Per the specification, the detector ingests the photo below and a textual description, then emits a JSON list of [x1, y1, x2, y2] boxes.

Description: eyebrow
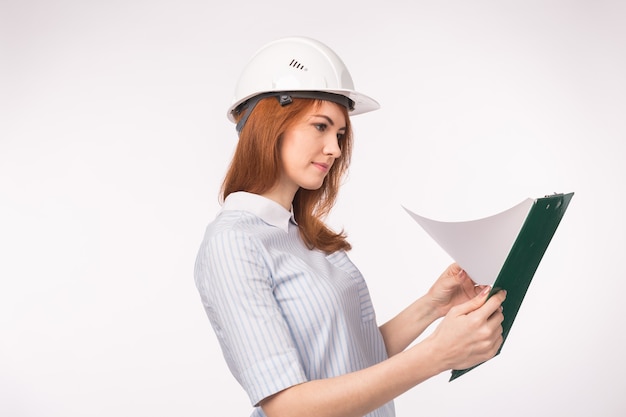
[[312, 114, 347, 130]]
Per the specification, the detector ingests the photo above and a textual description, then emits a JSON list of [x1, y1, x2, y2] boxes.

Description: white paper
[[403, 199, 535, 286]]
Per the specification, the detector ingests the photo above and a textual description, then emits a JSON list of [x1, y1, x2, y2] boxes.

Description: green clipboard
[[449, 192, 574, 381]]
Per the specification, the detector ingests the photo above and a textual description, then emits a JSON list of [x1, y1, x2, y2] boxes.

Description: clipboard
[[404, 192, 574, 381]]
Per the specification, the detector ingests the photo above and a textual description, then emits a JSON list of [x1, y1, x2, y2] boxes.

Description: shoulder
[[195, 211, 276, 294], [203, 209, 286, 248], [196, 209, 287, 275], [199, 210, 267, 257]]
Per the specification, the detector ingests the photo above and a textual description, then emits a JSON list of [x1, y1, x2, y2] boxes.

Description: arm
[[261, 287, 506, 417], [196, 228, 310, 405], [380, 263, 486, 356], [378, 293, 441, 357]]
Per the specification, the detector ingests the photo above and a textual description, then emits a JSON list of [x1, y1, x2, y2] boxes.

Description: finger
[[440, 263, 461, 283], [474, 285, 489, 296], [448, 262, 462, 276], [486, 302, 505, 323], [459, 269, 478, 286], [457, 269, 475, 291], [450, 285, 491, 316], [487, 331, 504, 357], [473, 290, 507, 321]]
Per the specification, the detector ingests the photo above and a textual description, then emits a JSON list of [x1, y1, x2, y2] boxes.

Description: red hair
[[221, 97, 353, 253]]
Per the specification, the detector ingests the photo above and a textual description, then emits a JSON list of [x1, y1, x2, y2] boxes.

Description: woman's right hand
[[424, 286, 506, 372]]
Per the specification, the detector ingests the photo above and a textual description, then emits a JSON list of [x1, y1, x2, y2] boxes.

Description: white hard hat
[[228, 36, 380, 132]]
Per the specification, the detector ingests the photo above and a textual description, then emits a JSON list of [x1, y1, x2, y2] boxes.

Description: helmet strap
[[235, 96, 263, 134]]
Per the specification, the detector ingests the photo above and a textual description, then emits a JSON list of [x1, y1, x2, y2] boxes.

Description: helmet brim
[[227, 88, 380, 123]]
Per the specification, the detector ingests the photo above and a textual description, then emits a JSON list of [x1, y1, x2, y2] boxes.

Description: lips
[[312, 162, 330, 172]]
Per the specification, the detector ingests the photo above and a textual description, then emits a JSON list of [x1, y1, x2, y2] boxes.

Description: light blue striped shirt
[[194, 192, 395, 417]]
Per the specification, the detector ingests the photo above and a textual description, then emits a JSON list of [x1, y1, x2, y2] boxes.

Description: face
[[272, 101, 347, 203]]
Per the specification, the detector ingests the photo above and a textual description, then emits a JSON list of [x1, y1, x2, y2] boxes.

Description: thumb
[[450, 285, 491, 316]]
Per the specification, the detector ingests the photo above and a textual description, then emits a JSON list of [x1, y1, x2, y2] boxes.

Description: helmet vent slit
[[289, 59, 308, 71]]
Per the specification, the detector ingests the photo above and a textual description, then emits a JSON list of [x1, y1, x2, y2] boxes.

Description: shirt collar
[[221, 191, 296, 233]]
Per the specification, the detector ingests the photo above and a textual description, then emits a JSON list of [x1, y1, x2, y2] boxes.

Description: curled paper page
[[403, 199, 534, 286], [406, 193, 574, 380]]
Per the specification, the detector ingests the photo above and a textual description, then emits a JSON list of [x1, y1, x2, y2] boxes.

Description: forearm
[[261, 284, 507, 417], [379, 295, 442, 356], [261, 339, 445, 417]]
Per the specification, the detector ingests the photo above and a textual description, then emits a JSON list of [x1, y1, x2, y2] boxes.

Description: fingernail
[[481, 286, 491, 296]]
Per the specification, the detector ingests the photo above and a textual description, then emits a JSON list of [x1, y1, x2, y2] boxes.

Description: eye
[[336, 132, 345, 141], [314, 123, 328, 132]]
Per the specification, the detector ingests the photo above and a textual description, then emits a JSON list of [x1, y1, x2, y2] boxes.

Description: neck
[[261, 186, 296, 211]]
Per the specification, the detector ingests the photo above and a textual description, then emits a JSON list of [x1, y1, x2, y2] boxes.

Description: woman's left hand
[[427, 263, 487, 318]]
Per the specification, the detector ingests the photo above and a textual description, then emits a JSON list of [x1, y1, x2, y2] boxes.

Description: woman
[[194, 36, 506, 417]]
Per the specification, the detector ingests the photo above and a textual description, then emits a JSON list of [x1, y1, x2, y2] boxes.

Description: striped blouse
[[194, 192, 395, 417]]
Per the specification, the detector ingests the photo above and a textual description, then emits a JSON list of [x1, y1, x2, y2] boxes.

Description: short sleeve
[[194, 226, 308, 406]]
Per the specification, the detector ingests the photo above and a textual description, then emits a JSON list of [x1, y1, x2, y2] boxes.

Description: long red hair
[[221, 97, 353, 253]]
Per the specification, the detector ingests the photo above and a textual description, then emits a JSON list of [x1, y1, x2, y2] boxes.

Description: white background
[[2, 0, 625, 416]]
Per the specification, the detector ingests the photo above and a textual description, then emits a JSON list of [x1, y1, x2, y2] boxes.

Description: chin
[[300, 182, 324, 191]]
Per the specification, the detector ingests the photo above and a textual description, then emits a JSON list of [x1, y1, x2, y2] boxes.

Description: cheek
[[280, 135, 310, 163], [278, 141, 301, 174]]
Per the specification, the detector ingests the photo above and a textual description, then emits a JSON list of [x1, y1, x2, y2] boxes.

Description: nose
[[323, 134, 342, 159]]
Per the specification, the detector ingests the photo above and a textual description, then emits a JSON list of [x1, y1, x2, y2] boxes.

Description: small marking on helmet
[[289, 59, 308, 71]]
